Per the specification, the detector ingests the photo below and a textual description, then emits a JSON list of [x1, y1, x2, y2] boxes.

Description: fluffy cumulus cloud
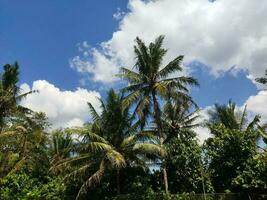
[[70, 0, 267, 84], [244, 90, 267, 124], [20, 80, 101, 128], [70, 42, 120, 83]]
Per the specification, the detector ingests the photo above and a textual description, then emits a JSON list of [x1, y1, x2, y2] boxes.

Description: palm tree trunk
[[152, 91, 169, 194], [116, 169, 121, 195], [162, 164, 169, 193]]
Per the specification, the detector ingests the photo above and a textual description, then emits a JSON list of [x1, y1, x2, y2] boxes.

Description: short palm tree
[[161, 98, 200, 144], [208, 100, 260, 132], [118, 35, 198, 192], [0, 112, 49, 177], [50, 129, 74, 166], [53, 89, 165, 199], [0, 125, 27, 177]]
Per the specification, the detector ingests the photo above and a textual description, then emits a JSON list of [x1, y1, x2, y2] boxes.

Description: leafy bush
[[0, 172, 65, 200]]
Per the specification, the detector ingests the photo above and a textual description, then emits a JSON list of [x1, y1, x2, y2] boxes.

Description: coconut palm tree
[[0, 63, 35, 130], [118, 35, 198, 193], [161, 98, 200, 144], [53, 89, 165, 199], [208, 100, 260, 132], [0, 63, 39, 177], [50, 129, 74, 166], [0, 112, 49, 178]]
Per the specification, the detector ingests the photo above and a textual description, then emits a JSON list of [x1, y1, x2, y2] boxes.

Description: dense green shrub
[[0, 172, 65, 200]]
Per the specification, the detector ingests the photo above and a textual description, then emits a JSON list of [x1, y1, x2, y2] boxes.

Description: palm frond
[[88, 102, 100, 122], [158, 55, 183, 78], [64, 163, 92, 180], [51, 154, 92, 172], [117, 67, 142, 84], [87, 142, 113, 152], [133, 143, 166, 157], [247, 115, 261, 131], [149, 35, 167, 73], [121, 130, 156, 149], [16, 90, 38, 101], [76, 160, 105, 200], [106, 149, 126, 168], [122, 90, 142, 109]]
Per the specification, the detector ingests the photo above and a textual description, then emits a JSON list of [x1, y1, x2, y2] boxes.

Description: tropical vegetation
[[0, 37, 266, 199]]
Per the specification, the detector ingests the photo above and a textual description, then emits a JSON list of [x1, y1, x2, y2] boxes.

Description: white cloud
[[70, 48, 120, 83], [20, 80, 101, 128], [244, 90, 267, 124], [70, 0, 267, 84], [113, 8, 126, 20], [195, 106, 212, 144]]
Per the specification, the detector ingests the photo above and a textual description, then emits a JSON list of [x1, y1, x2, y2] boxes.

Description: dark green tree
[[0, 63, 35, 130], [205, 101, 264, 193]]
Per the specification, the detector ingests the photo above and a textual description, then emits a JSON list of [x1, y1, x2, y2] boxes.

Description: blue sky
[[0, 0, 127, 90], [1, 0, 266, 136]]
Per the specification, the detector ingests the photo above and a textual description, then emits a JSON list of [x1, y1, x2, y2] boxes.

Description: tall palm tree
[[0, 63, 39, 177], [0, 63, 35, 129], [53, 89, 165, 199], [118, 35, 198, 193]]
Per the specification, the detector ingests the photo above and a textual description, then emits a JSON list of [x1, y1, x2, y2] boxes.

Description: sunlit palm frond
[[122, 90, 142, 109], [117, 67, 142, 84], [106, 149, 126, 168], [87, 142, 113, 152], [133, 143, 166, 158], [51, 154, 92, 173], [121, 130, 157, 149]]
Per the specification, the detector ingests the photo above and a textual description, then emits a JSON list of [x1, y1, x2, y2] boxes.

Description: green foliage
[[0, 172, 65, 200], [119, 35, 198, 130], [53, 89, 164, 199], [204, 123, 261, 192], [232, 155, 267, 193], [1, 40, 267, 200], [49, 129, 74, 166], [0, 63, 35, 128], [119, 35, 199, 193], [166, 134, 213, 193]]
